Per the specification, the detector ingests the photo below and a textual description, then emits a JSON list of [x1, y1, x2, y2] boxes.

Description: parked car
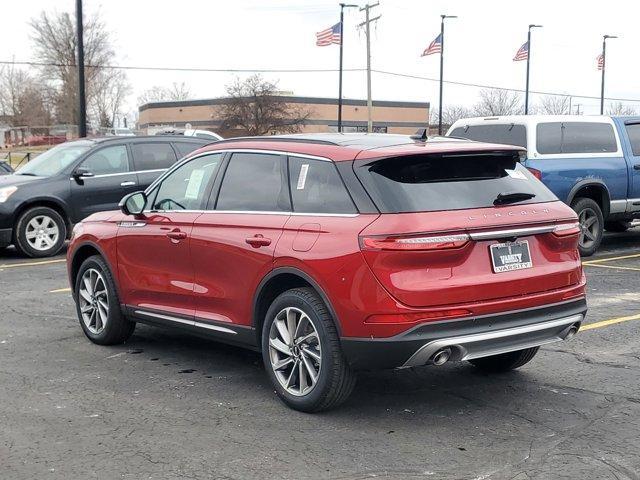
[[0, 160, 13, 175], [67, 133, 587, 412], [155, 128, 223, 141], [447, 115, 640, 256], [0, 136, 209, 257]]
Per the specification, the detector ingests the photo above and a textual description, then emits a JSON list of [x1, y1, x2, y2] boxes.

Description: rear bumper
[[0, 227, 12, 247], [340, 298, 587, 370]]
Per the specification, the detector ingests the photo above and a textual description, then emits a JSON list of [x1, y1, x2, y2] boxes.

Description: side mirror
[[73, 167, 94, 183], [119, 191, 147, 216]]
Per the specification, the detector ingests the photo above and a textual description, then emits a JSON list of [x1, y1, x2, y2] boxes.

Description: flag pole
[[524, 24, 542, 115], [438, 15, 457, 136], [600, 35, 617, 115], [338, 4, 357, 133]]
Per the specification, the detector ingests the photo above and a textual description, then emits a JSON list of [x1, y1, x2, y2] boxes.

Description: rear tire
[[261, 287, 356, 413], [469, 347, 539, 373], [571, 198, 603, 257], [14, 206, 66, 258], [604, 220, 632, 233], [74, 255, 135, 345]]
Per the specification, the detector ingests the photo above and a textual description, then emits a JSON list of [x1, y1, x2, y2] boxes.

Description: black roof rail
[[204, 136, 340, 147]]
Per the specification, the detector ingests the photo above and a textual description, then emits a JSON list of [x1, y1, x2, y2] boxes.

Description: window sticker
[[506, 169, 527, 180], [297, 164, 309, 190], [185, 169, 206, 199]]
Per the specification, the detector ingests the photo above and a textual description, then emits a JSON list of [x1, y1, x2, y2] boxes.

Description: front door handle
[[245, 235, 272, 248], [634, 164, 640, 171], [120, 181, 137, 187], [166, 229, 187, 241]]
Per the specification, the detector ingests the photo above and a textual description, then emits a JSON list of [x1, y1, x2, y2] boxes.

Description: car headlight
[[0, 186, 17, 203]]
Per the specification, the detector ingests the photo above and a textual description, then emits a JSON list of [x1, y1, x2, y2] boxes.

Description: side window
[[216, 153, 290, 212], [625, 124, 640, 156], [150, 153, 222, 211], [450, 124, 527, 148], [80, 145, 130, 175], [288, 157, 356, 214], [537, 122, 617, 154], [174, 142, 203, 158], [131, 142, 177, 171]]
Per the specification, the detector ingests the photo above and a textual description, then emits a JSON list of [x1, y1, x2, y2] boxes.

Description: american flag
[[316, 22, 342, 46], [421, 33, 442, 56], [597, 53, 604, 70], [513, 42, 529, 61]]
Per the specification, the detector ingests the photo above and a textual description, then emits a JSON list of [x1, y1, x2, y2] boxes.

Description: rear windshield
[[449, 124, 527, 148], [355, 152, 557, 213]]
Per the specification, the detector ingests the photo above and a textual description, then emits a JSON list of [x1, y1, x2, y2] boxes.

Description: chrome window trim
[[468, 225, 556, 240], [69, 168, 167, 180], [142, 208, 359, 218], [134, 309, 237, 335]]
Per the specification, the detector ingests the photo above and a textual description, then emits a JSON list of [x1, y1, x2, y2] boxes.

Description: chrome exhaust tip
[[431, 347, 452, 366], [564, 323, 580, 340]]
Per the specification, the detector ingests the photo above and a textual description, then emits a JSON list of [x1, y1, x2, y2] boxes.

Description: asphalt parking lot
[[1, 229, 640, 480]]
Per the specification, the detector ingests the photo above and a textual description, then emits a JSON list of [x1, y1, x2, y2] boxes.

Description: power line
[[3, 59, 640, 103]]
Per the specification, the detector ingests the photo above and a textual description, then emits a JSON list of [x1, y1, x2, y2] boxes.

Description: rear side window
[[80, 145, 130, 175], [131, 142, 177, 171], [288, 157, 356, 214], [449, 124, 527, 148], [536, 122, 617, 154], [625, 123, 640, 156], [355, 152, 556, 213], [216, 153, 290, 212], [174, 142, 203, 158]]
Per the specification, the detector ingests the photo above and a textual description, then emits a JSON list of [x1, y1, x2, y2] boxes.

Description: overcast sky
[[3, 0, 639, 121]]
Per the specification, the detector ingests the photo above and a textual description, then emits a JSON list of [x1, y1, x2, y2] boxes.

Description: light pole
[[76, 0, 86, 137], [438, 14, 457, 135], [337, 3, 358, 133], [524, 24, 542, 115], [600, 34, 617, 115]]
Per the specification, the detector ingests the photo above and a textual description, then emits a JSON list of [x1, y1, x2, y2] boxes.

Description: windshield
[[16, 142, 93, 177]]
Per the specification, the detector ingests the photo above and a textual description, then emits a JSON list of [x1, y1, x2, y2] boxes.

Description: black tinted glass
[[289, 157, 356, 214], [625, 123, 640, 156], [450, 124, 527, 148], [81, 145, 129, 175], [217, 153, 290, 212], [356, 152, 556, 213], [536, 122, 617, 154], [131, 143, 177, 171]]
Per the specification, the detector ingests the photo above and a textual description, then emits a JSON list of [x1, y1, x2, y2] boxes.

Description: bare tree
[[606, 101, 637, 116], [430, 105, 473, 130], [29, 10, 129, 126], [537, 95, 570, 115], [219, 75, 311, 136], [137, 82, 193, 105], [473, 89, 521, 116], [0, 65, 53, 126], [92, 70, 131, 128]]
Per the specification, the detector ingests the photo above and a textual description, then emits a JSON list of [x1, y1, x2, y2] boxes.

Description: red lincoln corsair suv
[[68, 133, 587, 412]]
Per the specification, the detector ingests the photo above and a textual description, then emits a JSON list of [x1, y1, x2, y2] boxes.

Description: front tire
[[469, 347, 539, 373], [74, 255, 135, 345], [261, 287, 356, 412], [571, 198, 604, 257], [14, 206, 67, 258]]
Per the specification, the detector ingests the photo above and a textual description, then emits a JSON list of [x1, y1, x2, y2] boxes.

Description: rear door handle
[[120, 181, 137, 187], [245, 235, 271, 248], [634, 164, 640, 171], [166, 229, 187, 241]]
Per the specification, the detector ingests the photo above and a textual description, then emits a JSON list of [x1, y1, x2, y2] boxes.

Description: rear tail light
[[366, 308, 473, 324], [552, 222, 580, 237], [360, 233, 470, 251], [527, 167, 542, 180]]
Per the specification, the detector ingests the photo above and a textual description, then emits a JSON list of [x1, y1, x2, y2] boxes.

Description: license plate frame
[[489, 240, 533, 273]]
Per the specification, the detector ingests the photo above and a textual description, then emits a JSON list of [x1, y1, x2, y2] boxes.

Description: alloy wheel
[[78, 268, 109, 335], [25, 215, 60, 251], [578, 208, 599, 250], [268, 307, 322, 397]]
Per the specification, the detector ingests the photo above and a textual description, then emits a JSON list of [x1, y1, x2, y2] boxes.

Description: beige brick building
[[138, 96, 430, 137]]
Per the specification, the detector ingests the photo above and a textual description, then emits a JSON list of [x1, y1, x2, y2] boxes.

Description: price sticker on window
[[185, 169, 206, 200], [297, 164, 309, 190]]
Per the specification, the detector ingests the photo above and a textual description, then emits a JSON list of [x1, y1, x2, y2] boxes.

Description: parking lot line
[[50, 287, 71, 293], [0, 258, 66, 269], [582, 253, 640, 265], [583, 263, 640, 272], [581, 313, 640, 332]]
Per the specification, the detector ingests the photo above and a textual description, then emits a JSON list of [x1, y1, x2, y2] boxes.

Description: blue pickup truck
[[447, 115, 640, 256]]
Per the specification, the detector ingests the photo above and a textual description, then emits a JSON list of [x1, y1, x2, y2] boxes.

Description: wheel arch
[[69, 241, 120, 299], [252, 267, 342, 347], [13, 198, 73, 240], [566, 180, 611, 218]]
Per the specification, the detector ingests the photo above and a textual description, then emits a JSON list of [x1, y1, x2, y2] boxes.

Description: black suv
[[0, 136, 209, 257]]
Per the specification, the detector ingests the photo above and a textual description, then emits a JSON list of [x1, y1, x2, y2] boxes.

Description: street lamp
[[524, 24, 542, 115], [437, 14, 457, 135], [600, 34, 618, 115]]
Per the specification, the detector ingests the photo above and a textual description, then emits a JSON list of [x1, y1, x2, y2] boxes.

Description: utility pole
[[600, 34, 617, 115], [338, 3, 358, 133], [75, 0, 87, 138], [524, 24, 542, 115], [358, 3, 380, 133]]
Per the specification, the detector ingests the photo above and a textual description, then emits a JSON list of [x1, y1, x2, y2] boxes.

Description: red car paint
[[68, 135, 586, 347]]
